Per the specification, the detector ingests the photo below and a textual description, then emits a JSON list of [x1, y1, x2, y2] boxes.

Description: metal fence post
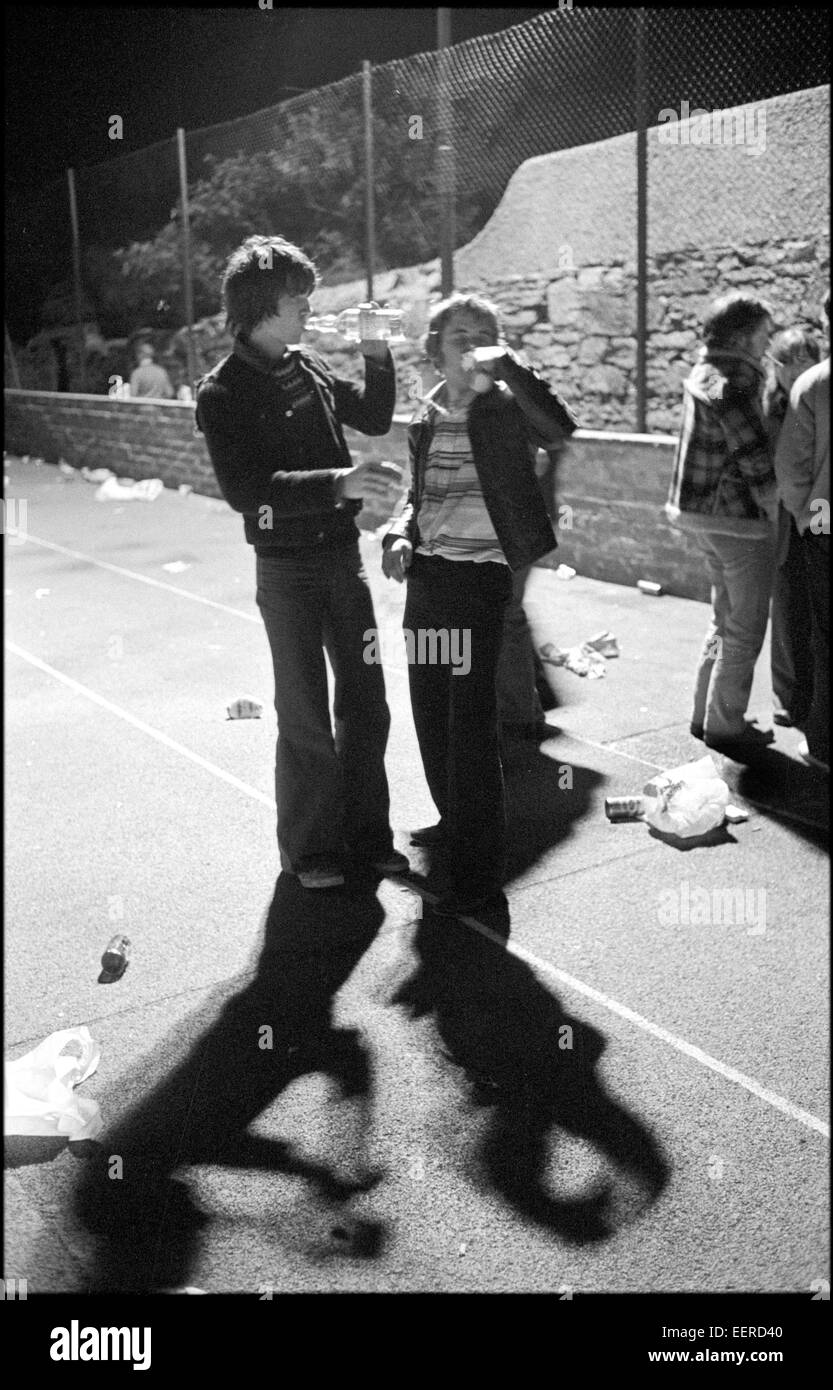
[[67, 168, 87, 392], [635, 8, 648, 433], [362, 61, 376, 301], [176, 130, 198, 394], [437, 7, 456, 297]]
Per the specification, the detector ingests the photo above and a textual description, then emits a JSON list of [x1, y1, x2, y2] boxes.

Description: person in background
[[762, 327, 821, 730], [129, 342, 175, 399], [665, 291, 778, 760], [196, 234, 407, 887], [496, 443, 563, 740], [774, 289, 830, 773], [382, 293, 577, 916]]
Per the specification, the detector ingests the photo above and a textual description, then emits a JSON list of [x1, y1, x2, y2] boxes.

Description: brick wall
[[4, 387, 709, 600]]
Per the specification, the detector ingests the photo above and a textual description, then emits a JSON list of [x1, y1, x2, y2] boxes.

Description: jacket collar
[[233, 335, 303, 377], [699, 345, 767, 383]]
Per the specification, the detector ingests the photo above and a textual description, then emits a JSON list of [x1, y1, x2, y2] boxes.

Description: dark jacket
[[194, 338, 396, 551], [384, 351, 578, 572]]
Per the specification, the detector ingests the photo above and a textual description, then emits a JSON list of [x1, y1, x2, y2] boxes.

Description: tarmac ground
[[3, 453, 829, 1355]]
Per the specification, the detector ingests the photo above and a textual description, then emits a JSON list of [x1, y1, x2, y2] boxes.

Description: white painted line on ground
[[5, 640, 276, 811], [403, 882, 830, 1141], [17, 533, 261, 623]]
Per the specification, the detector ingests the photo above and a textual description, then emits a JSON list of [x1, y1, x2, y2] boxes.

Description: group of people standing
[[196, 235, 829, 921], [667, 289, 829, 772]]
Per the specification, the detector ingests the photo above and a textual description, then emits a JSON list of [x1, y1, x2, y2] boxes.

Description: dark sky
[[6, 5, 552, 194]]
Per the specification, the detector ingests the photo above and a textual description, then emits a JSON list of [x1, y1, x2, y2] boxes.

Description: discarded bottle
[[101, 934, 131, 975], [304, 304, 406, 343], [637, 580, 664, 596]]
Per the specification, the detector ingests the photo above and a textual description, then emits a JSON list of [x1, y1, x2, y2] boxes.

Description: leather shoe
[[410, 823, 447, 847]]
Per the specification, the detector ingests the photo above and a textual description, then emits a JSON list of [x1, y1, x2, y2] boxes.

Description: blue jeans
[[692, 530, 776, 739], [256, 545, 394, 871]]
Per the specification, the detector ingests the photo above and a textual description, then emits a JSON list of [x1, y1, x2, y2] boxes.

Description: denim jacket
[[384, 351, 579, 572]]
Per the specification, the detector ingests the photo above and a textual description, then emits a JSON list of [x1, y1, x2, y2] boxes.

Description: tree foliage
[[50, 95, 492, 338]]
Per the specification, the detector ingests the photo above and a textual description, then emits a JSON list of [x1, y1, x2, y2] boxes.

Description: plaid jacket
[[665, 348, 778, 538]]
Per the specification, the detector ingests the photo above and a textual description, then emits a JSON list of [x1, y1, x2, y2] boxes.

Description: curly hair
[[221, 235, 319, 338]]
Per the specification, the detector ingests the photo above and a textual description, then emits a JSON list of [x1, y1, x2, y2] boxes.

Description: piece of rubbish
[[605, 795, 649, 822], [162, 561, 190, 573], [227, 696, 263, 719], [645, 755, 729, 837], [100, 934, 131, 978], [4, 1026, 102, 1139], [554, 564, 577, 580], [637, 579, 663, 595], [95, 476, 164, 502], [607, 756, 730, 838], [80, 466, 115, 483], [178, 483, 194, 495], [58, 460, 76, 478], [458, 1243, 467, 1256], [35, 588, 50, 598], [539, 641, 606, 679], [584, 629, 620, 658], [724, 804, 750, 824]]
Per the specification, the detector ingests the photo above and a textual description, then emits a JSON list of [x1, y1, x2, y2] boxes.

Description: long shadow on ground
[[69, 874, 387, 1291], [390, 907, 670, 1245]]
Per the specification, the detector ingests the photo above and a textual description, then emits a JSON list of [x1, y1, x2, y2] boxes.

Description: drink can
[[637, 580, 663, 596], [101, 934, 131, 975], [227, 697, 263, 719], [604, 795, 647, 822]]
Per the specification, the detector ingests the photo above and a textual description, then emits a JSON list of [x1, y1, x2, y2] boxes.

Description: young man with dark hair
[[666, 290, 778, 760], [196, 235, 408, 887], [774, 289, 830, 773], [382, 293, 577, 915]]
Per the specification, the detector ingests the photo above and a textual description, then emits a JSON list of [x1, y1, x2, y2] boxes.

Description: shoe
[[367, 849, 411, 875], [704, 727, 775, 760], [410, 823, 447, 847], [690, 722, 705, 739], [432, 888, 503, 918], [797, 739, 830, 773], [774, 707, 810, 729], [295, 863, 345, 889]]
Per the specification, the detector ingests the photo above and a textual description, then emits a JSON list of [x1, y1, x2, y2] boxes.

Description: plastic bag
[[642, 755, 730, 838], [95, 477, 164, 502], [4, 1027, 102, 1139]]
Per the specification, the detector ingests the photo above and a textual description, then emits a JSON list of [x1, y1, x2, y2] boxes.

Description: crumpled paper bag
[[5, 1027, 102, 1139], [642, 755, 730, 838]]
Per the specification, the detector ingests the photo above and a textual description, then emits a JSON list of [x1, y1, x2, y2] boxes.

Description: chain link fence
[[6, 6, 830, 407]]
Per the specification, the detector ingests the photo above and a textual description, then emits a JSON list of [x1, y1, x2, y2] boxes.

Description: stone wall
[[4, 388, 711, 600]]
